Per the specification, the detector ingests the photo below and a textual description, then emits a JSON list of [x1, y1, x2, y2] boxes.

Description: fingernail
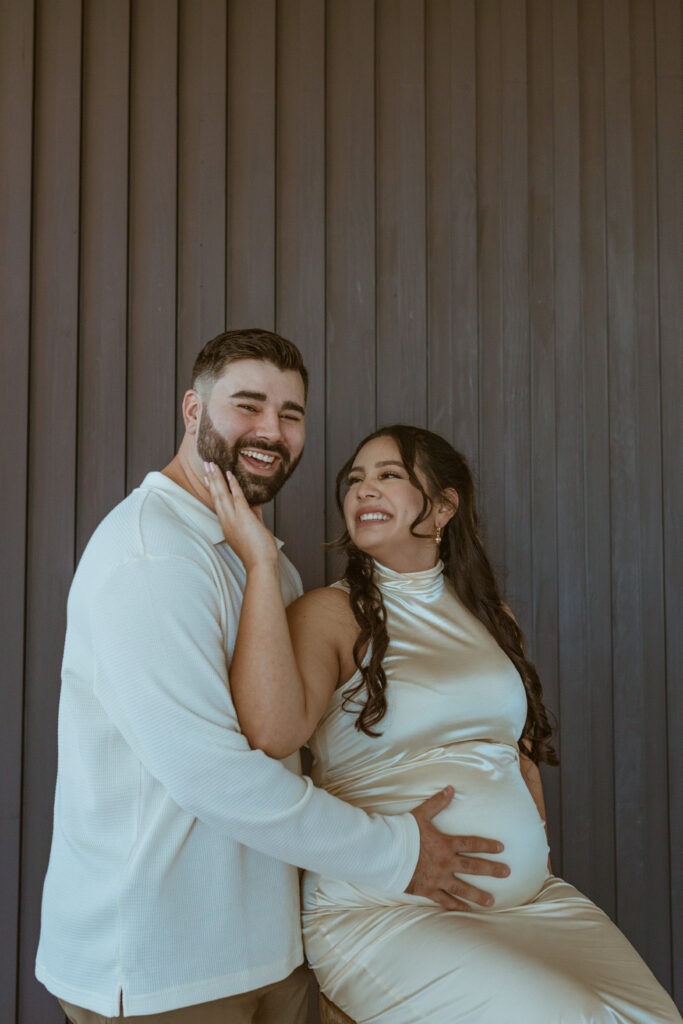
[[203, 475, 209, 486], [443, 786, 453, 797], [485, 895, 494, 907], [203, 461, 209, 471], [226, 470, 232, 479]]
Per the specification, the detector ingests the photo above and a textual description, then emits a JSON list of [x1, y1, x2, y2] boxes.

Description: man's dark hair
[[192, 328, 309, 400]]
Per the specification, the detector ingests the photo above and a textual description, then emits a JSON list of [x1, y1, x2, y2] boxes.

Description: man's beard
[[196, 408, 301, 505]]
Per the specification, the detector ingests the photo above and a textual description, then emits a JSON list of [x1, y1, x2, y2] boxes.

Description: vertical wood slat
[[226, 0, 277, 331], [325, 0, 376, 580], [0, 1, 34, 1019], [500, 0, 532, 632], [375, 0, 427, 428], [630, 0, 671, 983], [77, 0, 130, 558], [577, 0, 615, 915], [604, 0, 671, 986], [176, 0, 227, 435], [425, 0, 479, 467], [19, 1, 83, 1021], [475, 0, 506, 581], [275, 0, 326, 589], [553, 0, 592, 898], [226, 0, 277, 532], [526, 0, 562, 864], [655, 0, 683, 1001], [127, 0, 178, 491]]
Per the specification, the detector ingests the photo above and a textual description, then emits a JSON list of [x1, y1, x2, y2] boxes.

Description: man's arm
[[92, 553, 509, 908], [91, 552, 419, 893]]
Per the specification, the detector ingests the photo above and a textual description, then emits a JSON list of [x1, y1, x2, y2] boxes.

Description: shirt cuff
[[381, 811, 421, 894]]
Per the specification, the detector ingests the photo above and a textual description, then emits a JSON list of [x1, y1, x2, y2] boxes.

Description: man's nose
[[252, 407, 283, 441]]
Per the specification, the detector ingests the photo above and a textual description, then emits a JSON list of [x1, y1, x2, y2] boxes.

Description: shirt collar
[[139, 471, 284, 549]]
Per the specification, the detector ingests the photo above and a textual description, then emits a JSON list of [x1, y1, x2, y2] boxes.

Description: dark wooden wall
[[1, 1, 680, 1021]]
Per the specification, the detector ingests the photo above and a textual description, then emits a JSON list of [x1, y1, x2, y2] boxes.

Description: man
[[36, 330, 508, 1023]]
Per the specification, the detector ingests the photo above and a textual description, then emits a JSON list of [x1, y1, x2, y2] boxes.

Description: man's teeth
[[359, 513, 391, 522], [241, 449, 276, 464]]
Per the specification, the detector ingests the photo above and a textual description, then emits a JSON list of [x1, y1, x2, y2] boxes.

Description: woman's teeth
[[359, 513, 391, 522]]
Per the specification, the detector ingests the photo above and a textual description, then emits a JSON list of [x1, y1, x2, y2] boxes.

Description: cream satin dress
[[302, 561, 681, 1024]]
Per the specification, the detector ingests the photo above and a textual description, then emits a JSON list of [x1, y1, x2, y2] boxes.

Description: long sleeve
[[90, 553, 419, 893]]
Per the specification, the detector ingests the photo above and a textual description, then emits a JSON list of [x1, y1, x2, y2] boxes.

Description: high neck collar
[[372, 558, 445, 599]]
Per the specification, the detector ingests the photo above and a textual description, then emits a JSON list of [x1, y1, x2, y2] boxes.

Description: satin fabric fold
[[302, 560, 681, 1023]]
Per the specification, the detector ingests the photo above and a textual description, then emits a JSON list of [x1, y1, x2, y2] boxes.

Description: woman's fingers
[[204, 462, 231, 505], [225, 469, 252, 510]]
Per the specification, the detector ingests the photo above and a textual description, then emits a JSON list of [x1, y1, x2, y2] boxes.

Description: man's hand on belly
[[406, 787, 511, 911]]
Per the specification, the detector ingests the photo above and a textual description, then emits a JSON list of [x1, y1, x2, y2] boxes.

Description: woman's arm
[[205, 463, 347, 758], [519, 740, 552, 873]]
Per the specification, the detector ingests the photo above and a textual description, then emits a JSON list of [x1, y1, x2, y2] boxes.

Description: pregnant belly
[[319, 741, 549, 910]]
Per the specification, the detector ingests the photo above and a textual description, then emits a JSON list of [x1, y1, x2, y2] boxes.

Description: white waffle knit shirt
[[35, 472, 419, 1016]]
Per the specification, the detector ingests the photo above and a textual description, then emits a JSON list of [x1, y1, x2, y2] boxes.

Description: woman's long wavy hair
[[333, 424, 558, 766]]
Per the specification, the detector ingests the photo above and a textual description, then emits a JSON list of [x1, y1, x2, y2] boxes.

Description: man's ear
[[436, 487, 459, 527], [182, 389, 202, 434]]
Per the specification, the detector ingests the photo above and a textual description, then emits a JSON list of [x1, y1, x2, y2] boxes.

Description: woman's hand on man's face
[[204, 462, 280, 571]]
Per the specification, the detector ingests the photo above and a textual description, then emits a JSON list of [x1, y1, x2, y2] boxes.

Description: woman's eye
[[379, 471, 399, 479], [347, 476, 362, 486]]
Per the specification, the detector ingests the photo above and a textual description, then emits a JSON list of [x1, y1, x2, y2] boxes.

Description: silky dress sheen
[[302, 561, 681, 1024]]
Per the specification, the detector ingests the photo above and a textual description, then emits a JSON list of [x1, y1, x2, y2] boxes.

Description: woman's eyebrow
[[348, 460, 404, 473]]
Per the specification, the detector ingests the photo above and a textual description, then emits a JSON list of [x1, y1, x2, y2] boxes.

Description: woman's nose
[[358, 478, 380, 499]]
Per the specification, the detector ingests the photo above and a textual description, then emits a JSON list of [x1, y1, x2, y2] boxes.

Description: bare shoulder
[[288, 585, 354, 623], [287, 585, 357, 645]]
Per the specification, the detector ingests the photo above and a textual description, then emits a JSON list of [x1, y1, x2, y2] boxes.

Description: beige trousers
[[58, 964, 310, 1024]]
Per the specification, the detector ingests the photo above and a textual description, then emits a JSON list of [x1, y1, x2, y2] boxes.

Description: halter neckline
[[372, 558, 445, 599]]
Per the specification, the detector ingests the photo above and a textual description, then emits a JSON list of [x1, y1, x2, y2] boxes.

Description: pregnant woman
[[206, 424, 680, 1024]]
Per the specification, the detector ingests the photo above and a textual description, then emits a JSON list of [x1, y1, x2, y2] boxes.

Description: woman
[[205, 425, 680, 1024]]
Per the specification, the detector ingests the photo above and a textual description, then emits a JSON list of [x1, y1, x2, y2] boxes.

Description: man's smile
[[239, 448, 282, 475]]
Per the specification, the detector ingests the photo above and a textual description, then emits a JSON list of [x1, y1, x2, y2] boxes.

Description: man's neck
[[162, 450, 265, 523], [162, 452, 213, 511]]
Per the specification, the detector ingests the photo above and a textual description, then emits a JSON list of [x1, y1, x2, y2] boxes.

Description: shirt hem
[[36, 948, 304, 1018]]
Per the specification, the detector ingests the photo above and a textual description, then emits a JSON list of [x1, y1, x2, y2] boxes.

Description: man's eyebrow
[[230, 390, 267, 401], [282, 400, 306, 416], [348, 460, 405, 473], [230, 390, 305, 416]]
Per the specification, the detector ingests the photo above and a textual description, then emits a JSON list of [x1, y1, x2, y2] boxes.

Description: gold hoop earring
[[434, 525, 443, 545]]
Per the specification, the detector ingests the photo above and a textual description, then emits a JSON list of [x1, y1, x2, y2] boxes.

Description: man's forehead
[[213, 359, 306, 403]]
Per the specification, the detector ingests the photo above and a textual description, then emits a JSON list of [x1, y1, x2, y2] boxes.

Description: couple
[[37, 330, 680, 1024]]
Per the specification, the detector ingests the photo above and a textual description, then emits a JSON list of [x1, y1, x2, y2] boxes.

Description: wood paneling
[[577, 0, 616, 914], [275, 0, 327, 586], [77, 0, 130, 558], [20, 3, 82, 1021], [2, 0, 681, 1018], [425, 0, 479, 464], [127, 0, 178, 489], [655, 0, 683, 997], [325, 0, 376, 578], [0, 3, 34, 1019], [177, 0, 227, 434], [376, 0, 427, 428], [527, 0, 563, 865]]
